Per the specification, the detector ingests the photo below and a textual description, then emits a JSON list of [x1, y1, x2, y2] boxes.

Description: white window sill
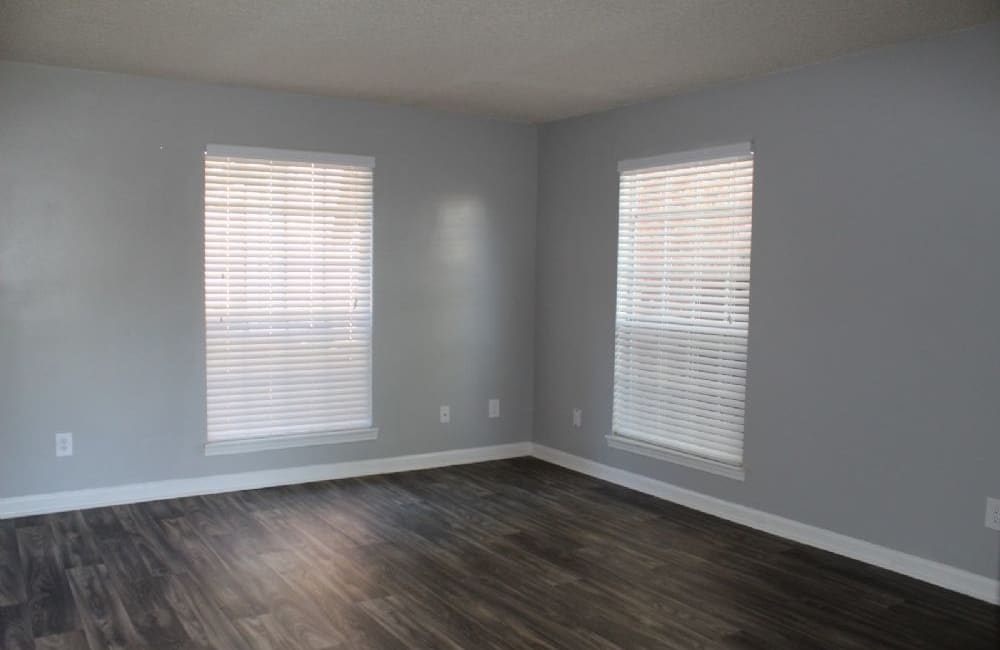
[[205, 427, 379, 456], [606, 434, 745, 481]]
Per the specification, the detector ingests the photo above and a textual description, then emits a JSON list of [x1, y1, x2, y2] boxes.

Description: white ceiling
[[1, 1, 996, 122]]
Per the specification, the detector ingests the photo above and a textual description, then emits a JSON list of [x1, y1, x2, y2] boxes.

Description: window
[[610, 143, 753, 479], [203, 145, 375, 455]]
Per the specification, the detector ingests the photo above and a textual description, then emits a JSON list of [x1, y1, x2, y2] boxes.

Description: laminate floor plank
[[103, 568, 193, 649], [45, 513, 101, 572], [0, 522, 26, 607], [159, 573, 244, 650], [2, 459, 996, 649], [360, 543, 542, 650], [110, 505, 185, 576], [234, 613, 299, 650], [357, 596, 468, 650], [0, 603, 35, 650], [16, 525, 77, 639], [32, 630, 89, 650], [65, 564, 143, 650]]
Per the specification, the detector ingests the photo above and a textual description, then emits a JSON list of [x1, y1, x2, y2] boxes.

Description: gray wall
[[534, 22, 1000, 579], [0, 62, 537, 496]]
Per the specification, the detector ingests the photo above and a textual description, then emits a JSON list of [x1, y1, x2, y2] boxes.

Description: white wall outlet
[[572, 408, 582, 428], [986, 497, 1000, 531], [488, 398, 500, 419], [55, 432, 73, 457], [440, 405, 451, 424]]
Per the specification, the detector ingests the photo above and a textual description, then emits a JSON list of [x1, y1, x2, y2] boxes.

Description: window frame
[[608, 143, 753, 480], [201, 144, 377, 456]]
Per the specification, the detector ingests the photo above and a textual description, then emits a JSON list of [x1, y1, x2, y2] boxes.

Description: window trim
[[206, 144, 375, 169], [611, 142, 753, 479], [606, 434, 746, 481], [618, 142, 751, 173], [202, 144, 376, 455], [204, 427, 379, 456]]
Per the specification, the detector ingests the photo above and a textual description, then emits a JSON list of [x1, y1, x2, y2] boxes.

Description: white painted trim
[[618, 142, 752, 173], [204, 427, 379, 456], [205, 144, 375, 168], [606, 434, 745, 481], [532, 444, 1000, 605], [4, 439, 995, 605], [0, 442, 532, 519]]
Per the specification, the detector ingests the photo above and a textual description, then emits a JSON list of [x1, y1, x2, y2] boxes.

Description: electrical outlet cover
[[986, 497, 1000, 531], [55, 432, 73, 457]]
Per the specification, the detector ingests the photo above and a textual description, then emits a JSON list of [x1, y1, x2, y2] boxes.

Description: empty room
[[1, 1, 999, 648]]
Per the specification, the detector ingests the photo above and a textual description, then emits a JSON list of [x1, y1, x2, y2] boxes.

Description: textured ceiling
[[1, 1, 997, 122]]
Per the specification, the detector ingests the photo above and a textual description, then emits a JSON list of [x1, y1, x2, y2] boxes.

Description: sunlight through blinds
[[613, 144, 753, 468], [204, 145, 373, 441]]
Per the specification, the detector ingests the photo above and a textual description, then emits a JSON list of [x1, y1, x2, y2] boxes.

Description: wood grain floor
[[0, 458, 996, 649]]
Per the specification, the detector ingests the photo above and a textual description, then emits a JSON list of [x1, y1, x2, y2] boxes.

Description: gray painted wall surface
[[533, 23, 1000, 579], [0, 62, 537, 496]]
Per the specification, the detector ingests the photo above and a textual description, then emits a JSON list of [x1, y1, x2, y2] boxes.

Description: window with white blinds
[[204, 145, 374, 449], [611, 143, 753, 474]]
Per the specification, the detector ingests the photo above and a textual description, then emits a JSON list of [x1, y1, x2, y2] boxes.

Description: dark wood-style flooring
[[0, 458, 996, 649]]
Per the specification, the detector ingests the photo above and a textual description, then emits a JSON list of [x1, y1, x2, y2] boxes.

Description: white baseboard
[[0, 441, 533, 519], [3, 439, 995, 605], [531, 443, 1000, 606]]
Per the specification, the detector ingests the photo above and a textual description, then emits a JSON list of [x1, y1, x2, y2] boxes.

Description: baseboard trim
[[531, 443, 1000, 606], [3, 440, 995, 605], [0, 441, 533, 519]]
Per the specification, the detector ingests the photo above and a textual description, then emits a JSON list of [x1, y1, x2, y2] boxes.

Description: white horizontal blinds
[[204, 148, 373, 441], [613, 146, 753, 467]]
